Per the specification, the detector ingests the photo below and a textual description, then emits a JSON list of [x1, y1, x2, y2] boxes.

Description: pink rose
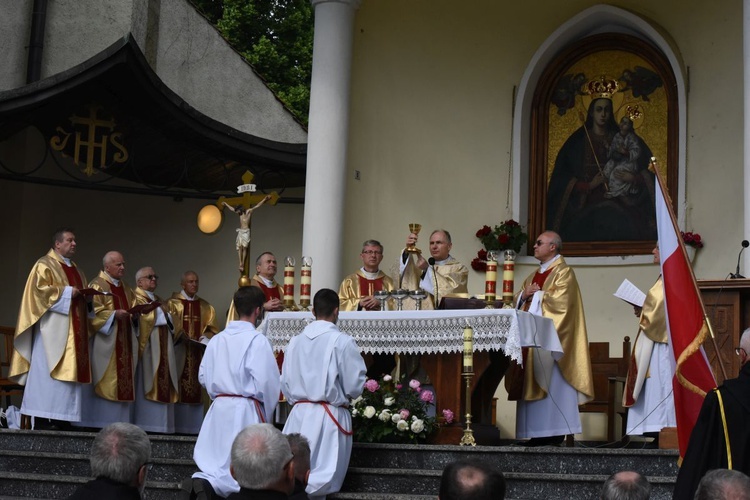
[[364, 379, 380, 393], [400, 409, 410, 419], [442, 409, 454, 424], [395, 384, 403, 390], [420, 390, 434, 403], [409, 379, 421, 390]]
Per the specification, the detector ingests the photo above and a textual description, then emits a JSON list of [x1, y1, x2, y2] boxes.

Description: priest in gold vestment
[[339, 240, 395, 311], [74, 251, 138, 429], [133, 267, 178, 433], [226, 252, 285, 325], [508, 231, 593, 446], [10, 228, 91, 426], [621, 246, 675, 437], [167, 270, 219, 434], [399, 229, 468, 309]]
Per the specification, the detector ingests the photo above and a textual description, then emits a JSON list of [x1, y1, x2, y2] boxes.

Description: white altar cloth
[[258, 309, 561, 364]]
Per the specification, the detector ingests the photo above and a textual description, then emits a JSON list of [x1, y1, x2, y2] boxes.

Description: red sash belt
[[216, 394, 266, 423], [296, 400, 352, 436]]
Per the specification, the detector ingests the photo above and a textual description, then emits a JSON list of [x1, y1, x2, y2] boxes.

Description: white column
[[302, 0, 361, 292], [744, 0, 750, 276]]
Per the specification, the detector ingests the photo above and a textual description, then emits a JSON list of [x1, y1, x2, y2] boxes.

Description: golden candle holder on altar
[[502, 249, 517, 309], [460, 323, 476, 446], [283, 256, 297, 311], [299, 256, 312, 311], [406, 223, 422, 254]]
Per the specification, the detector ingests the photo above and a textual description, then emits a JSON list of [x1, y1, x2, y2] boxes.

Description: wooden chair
[[565, 336, 630, 446], [1, 326, 31, 429]]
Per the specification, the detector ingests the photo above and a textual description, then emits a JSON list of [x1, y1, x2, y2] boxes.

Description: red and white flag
[[655, 172, 717, 458]]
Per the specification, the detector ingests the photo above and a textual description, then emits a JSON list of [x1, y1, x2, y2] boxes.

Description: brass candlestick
[[460, 324, 476, 446]]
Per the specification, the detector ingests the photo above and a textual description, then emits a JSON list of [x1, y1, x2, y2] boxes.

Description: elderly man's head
[[230, 424, 295, 494], [90, 423, 152, 496], [600, 471, 651, 500], [439, 459, 505, 500], [694, 469, 750, 500]]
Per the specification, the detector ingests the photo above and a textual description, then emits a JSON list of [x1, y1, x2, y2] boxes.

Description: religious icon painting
[[528, 33, 679, 257]]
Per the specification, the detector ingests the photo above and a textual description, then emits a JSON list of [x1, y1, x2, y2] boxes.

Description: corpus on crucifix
[[218, 171, 278, 283]]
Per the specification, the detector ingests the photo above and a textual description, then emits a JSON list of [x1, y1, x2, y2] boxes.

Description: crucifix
[[217, 171, 279, 286]]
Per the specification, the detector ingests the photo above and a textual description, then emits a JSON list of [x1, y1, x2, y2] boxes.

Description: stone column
[[745, 0, 750, 276], [302, 0, 361, 291]]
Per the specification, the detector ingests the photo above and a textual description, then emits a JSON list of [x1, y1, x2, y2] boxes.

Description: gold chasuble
[[134, 288, 178, 404], [338, 270, 395, 311], [401, 255, 468, 310], [89, 271, 138, 402], [623, 276, 667, 407], [638, 277, 668, 344], [509, 257, 594, 402], [10, 249, 91, 384], [167, 292, 219, 404]]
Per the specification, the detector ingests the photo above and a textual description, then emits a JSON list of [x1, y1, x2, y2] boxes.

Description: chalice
[[374, 290, 391, 311], [391, 288, 409, 311], [406, 223, 422, 254], [409, 288, 427, 311]]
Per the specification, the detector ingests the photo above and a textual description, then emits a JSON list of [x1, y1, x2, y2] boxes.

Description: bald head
[[103, 251, 126, 280], [601, 470, 651, 500]]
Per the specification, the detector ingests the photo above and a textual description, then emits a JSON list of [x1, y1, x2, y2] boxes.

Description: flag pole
[[649, 158, 728, 380]]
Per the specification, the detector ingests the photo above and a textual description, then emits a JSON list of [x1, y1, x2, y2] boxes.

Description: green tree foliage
[[191, 0, 313, 125]]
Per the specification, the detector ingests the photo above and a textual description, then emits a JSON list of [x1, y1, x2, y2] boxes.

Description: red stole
[[109, 282, 135, 401], [507, 267, 554, 401], [256, 281, 281, 301], [153, 324, 172, 403], [61, 263, 91, 383], [357, 275, 385, 297], [178, 299, 203, 404]]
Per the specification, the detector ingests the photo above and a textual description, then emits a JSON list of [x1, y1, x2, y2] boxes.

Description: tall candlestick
[[502, 249, 517, 308], [283, 256, 296, 310], [462, 325, 474, 372], [300, 256, 312, 310], [484, 251, 498, 307]]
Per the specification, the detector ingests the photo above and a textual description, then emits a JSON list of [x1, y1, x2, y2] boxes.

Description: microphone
[[428, 257, 438, 308], [731, 240, 749, 279]]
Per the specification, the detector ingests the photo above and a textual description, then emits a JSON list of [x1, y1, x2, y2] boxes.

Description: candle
[[484, 258, 497, 303], [300, 256, 312, 304], [463, 325, 474, 372], [283, 256, 296, 304], [502, 250, 517, 306]]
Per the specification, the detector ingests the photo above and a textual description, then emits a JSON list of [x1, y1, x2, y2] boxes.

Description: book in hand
[[188, 337, 210, 349], [79, 288, 112, 296], [128, 301, 161, 315], [613, 279, 646, 308]]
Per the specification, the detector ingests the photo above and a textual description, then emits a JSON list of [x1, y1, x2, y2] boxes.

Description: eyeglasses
[[735, 347, 746, 357], [362, 250, 383, 255], [145, 275, 159, 281], [534, 240, 549, 247], [141, 462, 154, 472]]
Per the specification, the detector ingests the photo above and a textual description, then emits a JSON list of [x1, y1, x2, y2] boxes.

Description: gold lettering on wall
[[50, 104, 128, 175]]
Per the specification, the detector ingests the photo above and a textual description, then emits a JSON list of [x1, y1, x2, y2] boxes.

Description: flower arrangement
[[681, 231, 704, 249], [350, 375, 450, 444], [471, 219, 528, 271]]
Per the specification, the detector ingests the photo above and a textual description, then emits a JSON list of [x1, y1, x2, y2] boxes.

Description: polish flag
[[655, 169, 717, 458]]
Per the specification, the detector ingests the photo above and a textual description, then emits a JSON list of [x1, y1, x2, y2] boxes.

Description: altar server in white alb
[[191, 286, 280, 498], [282, 288, 367, 499], [622, 245, 676, 440]]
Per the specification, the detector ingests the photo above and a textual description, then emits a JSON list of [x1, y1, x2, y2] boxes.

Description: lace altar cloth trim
[[258, 309, 548, 364]]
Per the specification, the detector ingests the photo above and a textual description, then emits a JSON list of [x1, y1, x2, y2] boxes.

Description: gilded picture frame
[[528, 33, 678, 257]]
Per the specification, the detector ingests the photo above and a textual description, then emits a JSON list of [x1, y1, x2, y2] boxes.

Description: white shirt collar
[[539, 254, 561, 273], [259, 276, 275, 287], [181, 290, 195, 301], [360, 267, 380, 280], [104, 272, 120, 286]]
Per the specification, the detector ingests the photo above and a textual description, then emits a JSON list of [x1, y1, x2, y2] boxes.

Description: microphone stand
[[730, 240, 749, 279]]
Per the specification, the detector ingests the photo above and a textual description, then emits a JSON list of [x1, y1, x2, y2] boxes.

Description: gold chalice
[[406, 223, 422, 254]]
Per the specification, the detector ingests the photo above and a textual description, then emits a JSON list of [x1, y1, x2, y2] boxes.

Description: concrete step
[[0, 472, 182, 500]]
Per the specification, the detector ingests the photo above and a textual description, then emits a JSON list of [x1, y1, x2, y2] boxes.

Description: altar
[[259, 308, 560, 437]]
